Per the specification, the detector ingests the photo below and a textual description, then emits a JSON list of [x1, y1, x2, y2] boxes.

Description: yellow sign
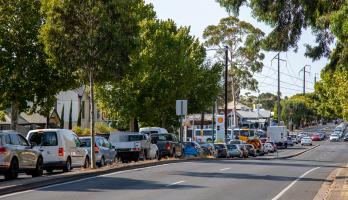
[[217, 117, 224, 123]]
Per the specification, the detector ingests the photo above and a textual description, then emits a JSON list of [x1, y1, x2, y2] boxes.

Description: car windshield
[[151, 134, 173, 142], [128, 135, 144, 141], [80, 138, 91, 147], [227, 145, 237, 150], [29, 131, 58, 146], [215, 144, 225, 149]]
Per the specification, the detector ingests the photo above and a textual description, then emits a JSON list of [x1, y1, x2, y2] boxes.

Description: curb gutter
[[252, 144, 320, 160]]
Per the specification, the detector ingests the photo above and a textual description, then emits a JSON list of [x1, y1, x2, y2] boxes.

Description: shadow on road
[[171, 171, 331, 183], [40, 177, 205, 192]]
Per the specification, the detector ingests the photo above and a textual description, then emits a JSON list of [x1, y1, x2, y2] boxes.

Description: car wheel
[[63, 157, 72, 172], [32, 157, 44, 177], [5, 158, 19, 180], [83, 156, 90, 168], [155, 151, 159, 160], [100, 156, 105, 167]]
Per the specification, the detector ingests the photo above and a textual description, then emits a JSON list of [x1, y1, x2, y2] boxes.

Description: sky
[[145, 0, 329, 97]]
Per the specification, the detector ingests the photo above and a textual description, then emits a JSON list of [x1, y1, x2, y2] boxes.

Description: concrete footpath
[[326, 164, 348, 200]]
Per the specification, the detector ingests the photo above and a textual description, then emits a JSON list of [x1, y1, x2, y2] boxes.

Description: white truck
[[108, 132, 158, 163], [267, 126, 288, 148]]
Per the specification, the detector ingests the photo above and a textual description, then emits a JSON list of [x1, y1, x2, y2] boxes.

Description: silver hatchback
[[0, 130, 43, 180]]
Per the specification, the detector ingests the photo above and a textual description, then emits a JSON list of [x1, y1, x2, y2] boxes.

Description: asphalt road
[[1, 125, 347, 200]]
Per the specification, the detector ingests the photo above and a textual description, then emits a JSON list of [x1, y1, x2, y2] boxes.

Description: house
[[56, 86, 105, 129]]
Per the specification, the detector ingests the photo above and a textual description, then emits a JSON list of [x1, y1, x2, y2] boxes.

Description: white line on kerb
[[219, 168, 231, 171], [166, 180, 185, 187], [272, 167, 320, 200]]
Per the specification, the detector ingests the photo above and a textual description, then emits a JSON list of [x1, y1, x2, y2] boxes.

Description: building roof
[[0, 112, 46, 125]]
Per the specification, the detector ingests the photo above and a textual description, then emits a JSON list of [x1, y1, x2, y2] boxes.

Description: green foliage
[[0, 0, 65, 127], [72, 126, 83, 135], [68, 100, 72, 129], [95, 122, 114, 134], [203, 16, 265, 102], [257, 93, 277, 111], [97, 19, 222, 130], [0, 111, 5, 122]]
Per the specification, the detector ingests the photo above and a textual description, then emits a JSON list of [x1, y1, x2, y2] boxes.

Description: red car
[[311, 134, 320, 141]]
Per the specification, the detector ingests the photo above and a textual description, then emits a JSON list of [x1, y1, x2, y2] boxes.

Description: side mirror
[[31, 142, 37, 148]]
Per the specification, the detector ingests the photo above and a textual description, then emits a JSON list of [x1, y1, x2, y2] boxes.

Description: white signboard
[[176, 100, 187, 116], [215, 115, 225, 141]]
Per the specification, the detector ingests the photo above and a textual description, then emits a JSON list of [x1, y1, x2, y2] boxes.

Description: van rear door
[[28, 131, 59, 164]]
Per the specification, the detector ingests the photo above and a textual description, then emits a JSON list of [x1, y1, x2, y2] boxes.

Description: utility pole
[[314, 73, 318, 83], [271, 53, 286, 125], [299, 65, 310, 95], [224, 46, 228, 143]]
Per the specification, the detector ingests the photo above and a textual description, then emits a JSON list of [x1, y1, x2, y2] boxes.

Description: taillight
[[94, 145, 100, 153], [58, 147, 64, 157], [0, 147, 7, 154], [132, 148, 140, 151], [165, 142, 171, 150]]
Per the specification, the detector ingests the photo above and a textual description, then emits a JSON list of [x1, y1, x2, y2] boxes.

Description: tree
[[0, 0, 64, 130], [257, 93, 278, 111], [97, 19, 222, 130], [68, 100, 73, 129], [40, 0, 154, 168], [60, 105, 65, 128], [203, 16, 265, 125]]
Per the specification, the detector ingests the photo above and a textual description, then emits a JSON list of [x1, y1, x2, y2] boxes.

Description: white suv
[[27, 129, 89, 172]]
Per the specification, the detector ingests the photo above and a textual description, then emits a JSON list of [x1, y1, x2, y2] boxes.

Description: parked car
[[79, 136, 117, 167], [261, 143, 269, 154], [344, 134, 348, 142], [27, 129, 89, 172], [150, 133, 183, 159], [109, 132, 159, 162], [329, 133, 340, 142], [287, 137, 294, 146], [311, 134, 321, 141], [318, 132, 326, 140], [245, 144, 257, 157], [183, 141, 203, 157], [226, 144, 243, 158], [229, 140, 246, 145], [0, 131, 44, 179], [263, 142, 275, 153], [200, 143, 217, 157], [289, 134, 299, 144], [265, 141, 277, 152], [214, 143, 229, 158], [237, 144, 248, 158], [301, 136, 313, 146], [139, 127, 168, 135]]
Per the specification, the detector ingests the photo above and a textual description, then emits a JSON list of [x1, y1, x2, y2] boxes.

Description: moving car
[[311, 134, 321, 141], [79, 136, 117, 167], [27, 129, 89, 172], [245, 144, 257, 157], [226, 144, 243, 158], [150, 133, 183, 159], [287, 137, 294, 146], [344, 134, 348, 142], [301, 136, 312, 146], [329, 133, 340, 142], [0, 131, 44, 179], [214, 143, 229, 158]]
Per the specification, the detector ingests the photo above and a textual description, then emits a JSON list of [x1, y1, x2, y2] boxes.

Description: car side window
[[9, 134, 20, 145], [4, 134, 11, 145], [18, 134, 29, 146], [103, 138, 111, 148], [73, 134, 81, 147]]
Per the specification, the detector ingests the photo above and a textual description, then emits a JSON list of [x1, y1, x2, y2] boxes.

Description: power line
[[254, 74, 303, 88], [262, 65, 314, 85]]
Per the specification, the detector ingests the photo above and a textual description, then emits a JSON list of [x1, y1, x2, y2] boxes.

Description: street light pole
[[224, 46, 228, 143]]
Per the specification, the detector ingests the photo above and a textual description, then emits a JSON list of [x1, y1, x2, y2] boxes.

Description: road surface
[[1, 125, 347, 200]]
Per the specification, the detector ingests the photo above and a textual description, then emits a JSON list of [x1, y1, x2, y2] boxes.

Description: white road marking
[[0, 162, 191, 199], [166, 180, 185, 187], [271, 167, 320, 200], [219, 168, 231, 171]]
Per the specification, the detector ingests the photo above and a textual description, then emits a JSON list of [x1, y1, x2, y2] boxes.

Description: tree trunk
[[134, 118, 139, 132], [201, 112, 204, 130], [46, 115, 50, 128], [161, 115, 166, 128], [129, 117, 135, 132], [89, 68, 96, 169], [10, 101, 19, 131]]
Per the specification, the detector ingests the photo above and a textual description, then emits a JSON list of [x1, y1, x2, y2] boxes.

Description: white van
[[27, 129, 89, 172], [139, 127, 168, 135]]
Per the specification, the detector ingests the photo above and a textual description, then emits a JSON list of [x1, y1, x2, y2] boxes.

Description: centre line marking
[[166, 180, 185, 187], [220, 168, 231, 171], [272, 167, 320, 200]]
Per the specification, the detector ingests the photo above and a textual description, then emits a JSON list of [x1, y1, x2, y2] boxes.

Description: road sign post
[[176, 100, 188, 142]]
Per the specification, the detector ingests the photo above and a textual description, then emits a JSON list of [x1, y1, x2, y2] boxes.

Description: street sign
[[215, 115, 225, 141], [176, 100, 187, 116]]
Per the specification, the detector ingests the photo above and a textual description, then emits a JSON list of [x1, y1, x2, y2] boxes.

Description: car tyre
[[32, 157, 44, 177], [5, 158, 19, 180], [83, 156, 90, 169], [99, 156, 105, 167], [63, 157, 72, 172]]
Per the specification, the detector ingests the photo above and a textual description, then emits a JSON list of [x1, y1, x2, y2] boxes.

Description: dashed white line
[[219, 168, 231, 171], [271, 167, 320, 200], [166, 180, 185, 187]]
